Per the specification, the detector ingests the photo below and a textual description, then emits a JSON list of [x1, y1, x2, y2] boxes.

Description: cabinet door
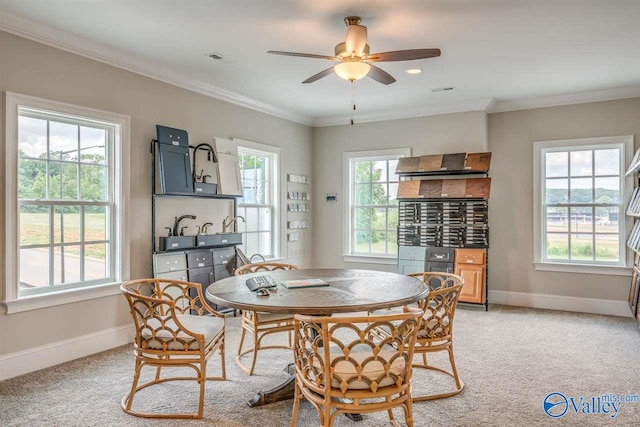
[[398, 260, 425, 275], [157, 143, 193, 194], [455, 264, 485, 304]]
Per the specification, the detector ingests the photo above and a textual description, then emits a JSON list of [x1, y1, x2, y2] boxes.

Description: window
[[236, 140, 280, 259], [533, 136, 633, 274], [4, 93, 129, 312], [344, 149, 410, 262]]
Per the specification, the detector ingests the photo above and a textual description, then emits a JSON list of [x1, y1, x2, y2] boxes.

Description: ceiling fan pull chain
[[350, 80, 356, 125]]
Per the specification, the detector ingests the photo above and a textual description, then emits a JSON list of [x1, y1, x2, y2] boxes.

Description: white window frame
[[343, 148, 410, 265], [2, 92, 130, 314], [533, 135, 633, 276], [235, 138, 281, 261]]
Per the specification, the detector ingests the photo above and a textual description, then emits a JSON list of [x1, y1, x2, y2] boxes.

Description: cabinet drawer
[[186, 250, 214, 268], [426, 247, 455, 262], [153, 252, 187, 274], [399, 246, 426, 262], [455, 248, 486, 265], [212, 247, 236, 266]]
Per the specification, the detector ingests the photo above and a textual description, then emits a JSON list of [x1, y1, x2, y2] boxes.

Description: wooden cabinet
[[455, 264, 485, 304], [455, 248, 486, 304]]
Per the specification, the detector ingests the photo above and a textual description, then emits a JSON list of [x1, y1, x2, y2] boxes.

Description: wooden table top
[[206, 268, 428, 314]]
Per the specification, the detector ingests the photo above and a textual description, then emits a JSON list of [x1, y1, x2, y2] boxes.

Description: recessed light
[[405, 68, 422, 75]]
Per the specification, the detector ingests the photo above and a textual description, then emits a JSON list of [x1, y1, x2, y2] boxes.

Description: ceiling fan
[[268, 16, 441, 85]]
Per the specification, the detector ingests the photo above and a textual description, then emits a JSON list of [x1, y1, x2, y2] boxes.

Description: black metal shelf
[[397, 169, 489, 177], [153, 192, 239, 200]]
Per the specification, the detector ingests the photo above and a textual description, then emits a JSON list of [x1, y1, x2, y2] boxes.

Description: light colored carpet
[[1, 305, 639, 426]]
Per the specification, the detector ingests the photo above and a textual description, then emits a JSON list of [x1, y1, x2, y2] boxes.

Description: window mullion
[[592, 205, 596, 261], [568, 206, 573, 260], [80, 206, 85, 282]]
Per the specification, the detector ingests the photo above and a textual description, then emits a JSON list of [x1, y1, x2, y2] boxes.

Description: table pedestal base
[[246, 364, 363, 422], [247, 364, 296, 407]]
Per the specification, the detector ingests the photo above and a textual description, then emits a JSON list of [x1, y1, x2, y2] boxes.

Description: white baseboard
[[0, 324, 133, 381], [489, 290, 633, 318]]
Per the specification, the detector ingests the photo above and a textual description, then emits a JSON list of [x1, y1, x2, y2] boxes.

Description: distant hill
[[546, 188, 619, 204]]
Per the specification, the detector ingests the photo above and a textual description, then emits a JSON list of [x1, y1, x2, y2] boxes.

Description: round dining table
[[206, 268, 428, 412]]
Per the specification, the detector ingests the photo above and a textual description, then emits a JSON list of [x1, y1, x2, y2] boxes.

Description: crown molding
[[313, 98, 495, 127], [3, 11, 640, 128], [0, 10, 314, 126], [488, 84, 640, 114]]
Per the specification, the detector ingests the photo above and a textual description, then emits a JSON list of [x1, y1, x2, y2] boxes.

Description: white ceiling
[[1, 0, 640, 126]]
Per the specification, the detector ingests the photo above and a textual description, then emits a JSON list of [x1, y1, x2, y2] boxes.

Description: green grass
[[547, 234, 619, 261], [19, 212, 106, 259], [355, 239, 398, 255]]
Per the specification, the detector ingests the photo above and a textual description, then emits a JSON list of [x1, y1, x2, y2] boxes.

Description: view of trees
[[18, 149, 107, 214], [353, 160, 397, 253], [546, 187, 619, 218]]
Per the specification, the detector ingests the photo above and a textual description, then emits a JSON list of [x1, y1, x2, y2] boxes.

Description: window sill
[[343, 254, 397, 265], [1, 282, 123, 314], [532, 262, 632, 276]]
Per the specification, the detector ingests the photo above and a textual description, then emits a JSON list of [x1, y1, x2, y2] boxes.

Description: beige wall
[[488, 98, 640, 300], [312, 111, 488, 270], [0, 31, 313, 356], [2, 27, 639, 362]]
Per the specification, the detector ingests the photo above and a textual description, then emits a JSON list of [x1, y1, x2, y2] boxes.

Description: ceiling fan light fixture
[[405, 68, 422, 75], [334, 62, 371, 81]]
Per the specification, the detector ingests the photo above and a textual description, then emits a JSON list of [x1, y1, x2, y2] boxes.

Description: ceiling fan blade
[[345, 24, 367, 57], [366, 48, 441, 62], [302, 67, 335, 84], [367, 64, 396, 85], [267, 51, 339, 61]]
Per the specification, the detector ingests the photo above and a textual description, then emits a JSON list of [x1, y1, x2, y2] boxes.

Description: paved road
[[20, 247, 107, 289]]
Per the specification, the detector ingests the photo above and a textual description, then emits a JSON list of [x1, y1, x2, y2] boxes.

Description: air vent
[[206, 52, 234, 64], [430, 87, 455, 92]]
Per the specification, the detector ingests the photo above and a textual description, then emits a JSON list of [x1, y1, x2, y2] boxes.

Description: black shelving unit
[[396, 154, 491, 311], [150, 139, 242, 314]]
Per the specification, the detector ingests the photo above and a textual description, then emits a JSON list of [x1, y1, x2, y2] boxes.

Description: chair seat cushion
[[143, 314, 224, 351], [254, 312, 294, 323], [315, 343, 406, 391]]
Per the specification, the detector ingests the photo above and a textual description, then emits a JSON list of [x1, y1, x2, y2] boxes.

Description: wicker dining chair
[[234, 262, 300, 375], [406, 272, 464, 401], [291, 309, 423, 427], [120, 278, 226, 419]]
